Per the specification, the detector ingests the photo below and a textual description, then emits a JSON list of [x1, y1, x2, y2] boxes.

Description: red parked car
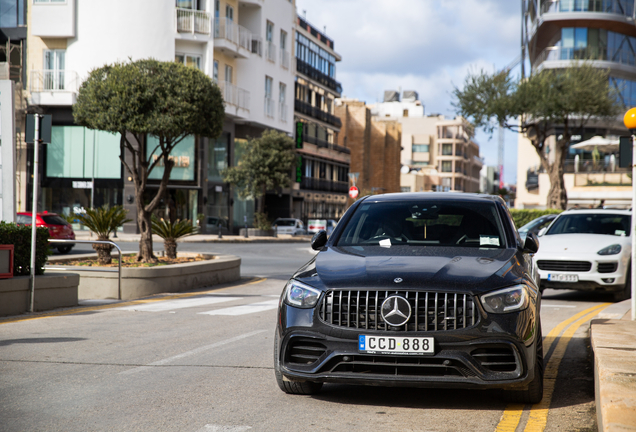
[[16, 212, 76, 254]]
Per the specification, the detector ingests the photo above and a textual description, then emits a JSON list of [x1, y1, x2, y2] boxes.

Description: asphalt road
[[1, 243, 612, 431]]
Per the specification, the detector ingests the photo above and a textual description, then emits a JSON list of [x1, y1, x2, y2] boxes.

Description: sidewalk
[[590, 302, 636, 431], [74, 231, 312, 243]]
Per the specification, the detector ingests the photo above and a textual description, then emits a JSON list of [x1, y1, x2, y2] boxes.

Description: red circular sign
[[349, 186, 359, 199]]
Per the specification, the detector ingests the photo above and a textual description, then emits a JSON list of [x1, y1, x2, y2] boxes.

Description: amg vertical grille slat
[[319, 290, 479, 332]]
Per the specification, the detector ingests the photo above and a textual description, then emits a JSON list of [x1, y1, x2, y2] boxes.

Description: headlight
[[480, 285, 529, 314], [597, 244, 621, 255], [283, 280, 321, 308]]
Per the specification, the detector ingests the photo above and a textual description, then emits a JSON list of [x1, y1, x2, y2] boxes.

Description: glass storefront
[[147, 135, 196, 181], [209, 133, 229, 182], [146, 188, 199, 226]]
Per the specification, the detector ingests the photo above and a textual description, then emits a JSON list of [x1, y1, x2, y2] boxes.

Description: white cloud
[[295, 0, 522, 184]]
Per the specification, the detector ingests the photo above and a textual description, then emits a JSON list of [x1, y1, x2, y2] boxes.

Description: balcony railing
[[300, 177, 348, 193], [540, 0, 633, 17], [535, 46, 636, 70], [251, 36, 263, 56], [296, 58, 342, 94], [303, 134, 351, 154], [214, 18, 251, 51], [176, 8, 211, 34], [280, 49, 290, 69], [30, 70, 79, 92], [295, 99, 342, 128], [264, 97, 275, 119], [279, 102, 287, 123], [266, 41, 276, 63], [217, 80, 250, 112]]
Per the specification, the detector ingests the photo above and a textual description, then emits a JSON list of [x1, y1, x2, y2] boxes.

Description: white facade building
[[25, 0, 296, 233]]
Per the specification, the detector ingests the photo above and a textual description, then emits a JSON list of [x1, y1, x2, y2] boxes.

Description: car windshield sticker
[[615, 230, 626, 236], [480, 235, 500, 246], [379, 238, 392, 248]]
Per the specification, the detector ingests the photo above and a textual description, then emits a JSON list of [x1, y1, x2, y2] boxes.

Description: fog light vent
[[602, 278, 615, 283]]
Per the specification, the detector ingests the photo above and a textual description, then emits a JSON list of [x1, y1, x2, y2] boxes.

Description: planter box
[[47, 253, 241, 301], [0, 273, 79, 316], [238, 228, 275, 237]]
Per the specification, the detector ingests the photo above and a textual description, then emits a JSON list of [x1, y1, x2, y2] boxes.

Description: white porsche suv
[[534, 209, 632, 301]]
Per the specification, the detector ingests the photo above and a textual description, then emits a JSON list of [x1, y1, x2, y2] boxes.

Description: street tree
[[453, 64, 620, 209], [222, 129, 296, 219], [74, 59, 224, 262]]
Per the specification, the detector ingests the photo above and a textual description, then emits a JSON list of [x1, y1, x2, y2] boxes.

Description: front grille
[[471, 347, 518, 372], [318, 290, 478, 332], [286, 338, 327, 365], [537, 260, 591, 272], [598, 262, 618, 273], [322, 354, 475, 378]]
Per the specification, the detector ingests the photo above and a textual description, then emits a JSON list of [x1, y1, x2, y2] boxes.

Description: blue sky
[[295, 0, 523, 185]]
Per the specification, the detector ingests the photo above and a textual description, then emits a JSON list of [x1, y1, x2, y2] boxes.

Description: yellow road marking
[[523, 303, 610, 432], [495, 302, 611, 432], [0, 277, 267, 325]]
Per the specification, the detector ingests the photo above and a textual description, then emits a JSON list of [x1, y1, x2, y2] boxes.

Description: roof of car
[[560, 208, 632, 215], [360, 192, 505, 204]]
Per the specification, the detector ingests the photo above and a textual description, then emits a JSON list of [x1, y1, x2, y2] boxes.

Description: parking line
[[494, 303, 611, 432], [0, 277, 266, 325]]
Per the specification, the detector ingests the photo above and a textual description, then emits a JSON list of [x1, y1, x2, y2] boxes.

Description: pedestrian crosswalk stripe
[[116, 296, 243, 312], [198, 299, 279, 316]]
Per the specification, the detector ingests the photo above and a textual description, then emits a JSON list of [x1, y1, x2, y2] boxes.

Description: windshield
[[336, 200, 506, 248], [547, 213, 631, 236], [519, 216, 554, 233], [41, 215, 69, 225], [275, 220, 296, 227]]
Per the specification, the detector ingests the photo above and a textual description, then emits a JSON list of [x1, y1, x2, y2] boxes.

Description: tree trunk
[[92, 238, 113, 266], [136, 199, 157, 263], [164, 239, 177, 259], [546, 143, 568, 210]]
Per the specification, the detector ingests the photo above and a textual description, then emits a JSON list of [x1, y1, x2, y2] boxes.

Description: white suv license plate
[[547, 273, 578, 282], [358, 335, 434, 355]]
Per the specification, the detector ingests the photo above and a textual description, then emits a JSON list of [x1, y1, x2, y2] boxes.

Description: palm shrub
[[76, 205, 131, 265], [151, 216, 197, 259]]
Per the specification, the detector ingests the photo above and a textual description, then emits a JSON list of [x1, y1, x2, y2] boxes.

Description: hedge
[[0, 222, 50, 276], [508, 209, 563, 229]]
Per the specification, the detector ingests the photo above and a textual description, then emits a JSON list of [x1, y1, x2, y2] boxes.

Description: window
[[441, 144, 452, 155], [176, 53, 201, 70], [1, 0, 24, 27], [34, 0, 63, 3], [401, 187, 411, 193], [225, 64, 233, 83], [265, 76, 273, 98], [441, 161, 452, 172], [43, 49, 65, 90], [403, 109, 409, 117], [412, 144, 429, 153], [176, 0, 205, 10], [213, 60, 219, 81], [279, 82, 286, 103], [225, 4, 233, 20], [214, 0, 219, 18], [280, 30, 287, 51], [266, 21, 274, 42]]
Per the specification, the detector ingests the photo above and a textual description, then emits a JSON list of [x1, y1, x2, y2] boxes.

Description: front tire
[[274, 332, 323, 395], [57, 245, 73, 254], [503, 320, 544, 404], [612, 267, 631, 302]]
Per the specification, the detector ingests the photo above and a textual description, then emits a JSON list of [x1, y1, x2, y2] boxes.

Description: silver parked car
[[273, 218, 306, 236]]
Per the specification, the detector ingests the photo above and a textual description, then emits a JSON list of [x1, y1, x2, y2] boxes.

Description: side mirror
[[523, 232, 540, 254], [311, 230, 328, 251], [537, 227, 547, 237]]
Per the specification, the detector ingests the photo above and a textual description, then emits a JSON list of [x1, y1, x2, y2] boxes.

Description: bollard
[[244, 216, 248, 238], [274, 224, 277, 238], [218, 222, 222, 239]]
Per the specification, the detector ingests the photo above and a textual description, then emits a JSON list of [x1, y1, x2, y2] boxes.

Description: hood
[[293, 245, 529, 295], [537, 233, 630, 257]]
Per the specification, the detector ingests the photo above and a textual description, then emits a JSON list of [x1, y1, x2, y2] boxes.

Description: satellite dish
[[400, 165, 410, 174]]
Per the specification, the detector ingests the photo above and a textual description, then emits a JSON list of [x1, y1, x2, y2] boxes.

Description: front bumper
[[276, 301, 540, 390], [537, 254, 628, 292]]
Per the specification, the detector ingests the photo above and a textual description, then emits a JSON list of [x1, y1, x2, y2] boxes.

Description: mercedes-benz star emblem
[[394, 277, 403, 284], [381, 295, 412, 327]]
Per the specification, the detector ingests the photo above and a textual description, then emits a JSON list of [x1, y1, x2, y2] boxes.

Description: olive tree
[[74, 59, 224, 262], [453, 64, 620, 209]]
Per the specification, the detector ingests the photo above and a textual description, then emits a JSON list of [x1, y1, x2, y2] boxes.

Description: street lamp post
[[622, 108, 636, 320]]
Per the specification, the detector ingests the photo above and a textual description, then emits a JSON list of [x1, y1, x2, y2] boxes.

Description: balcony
[[280, 49, 290, 70], [296, 59, 342, 94], [300, 177, 348, 193], [214, 18, 251, 59], [540, 0, 633, 17], [266, 41, 277, 63], [279, 102, 287, 123], [303, 134, 351, 154], [29, 70, 80, 106], [217, 81, 250, 117], [264, 97, 275, 119], [176, 8, 211, 35], [295, 99, 342, 128], [534, 46, 636, 72]]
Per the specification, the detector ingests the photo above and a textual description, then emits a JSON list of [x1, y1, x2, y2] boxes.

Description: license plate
[[358, 335, 434, 355], [547, 273, 578, 282]]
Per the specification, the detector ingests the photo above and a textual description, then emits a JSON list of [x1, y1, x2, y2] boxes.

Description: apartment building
[[370, 91, 483, 193], [518, 0, 632, 208], [335, 99, 401, 198], [283, 15, 350, 222], [23, 0, 296, 233]]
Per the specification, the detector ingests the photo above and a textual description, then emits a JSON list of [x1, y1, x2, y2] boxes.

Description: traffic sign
[[349, 186, 359, 199]]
